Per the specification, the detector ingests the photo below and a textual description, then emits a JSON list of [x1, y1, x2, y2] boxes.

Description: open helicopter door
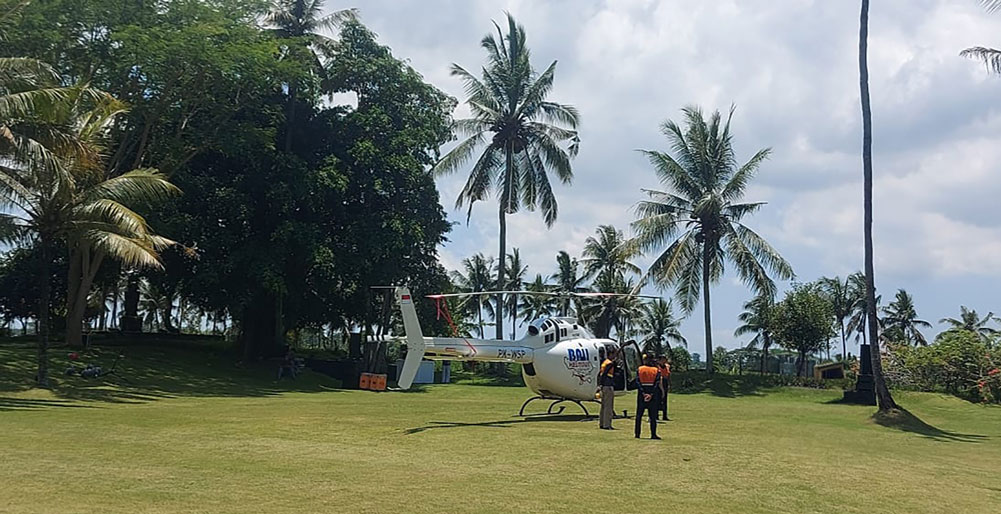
[[620, 341, 642, 391]]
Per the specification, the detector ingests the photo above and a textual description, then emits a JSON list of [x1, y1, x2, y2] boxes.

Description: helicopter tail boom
[[394, 286, 532, 389]]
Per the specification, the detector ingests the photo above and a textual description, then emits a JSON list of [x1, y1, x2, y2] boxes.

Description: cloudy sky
[[352, 0, 1001, 355]]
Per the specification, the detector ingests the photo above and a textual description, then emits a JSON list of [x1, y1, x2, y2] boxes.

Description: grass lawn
[[2, 343, 1001, 513]]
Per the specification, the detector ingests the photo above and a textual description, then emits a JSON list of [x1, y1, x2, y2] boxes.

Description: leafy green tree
[[505, 248, 528, 339], [881, 289, 931, 346], [667, 345, 692, 371], [939, 306, 999, 342], [734, 293, 775, 373], [638, 299, 686, 357], [632, 106, 794, 373], [451, 253, 495, 338], [581, 224, 640, 284], [859, 0, 897, 410], [772, 283, 835, 376], [845, 271, 877, 346], [434, 13, 580, 341], [550, 250, 586, 316]]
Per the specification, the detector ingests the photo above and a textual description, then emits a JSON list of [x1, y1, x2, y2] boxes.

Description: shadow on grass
[[404, 414, 591, 434], [0, 343, 343, 411], [670, 372, 768, 398], [872, 407, 989, 443]]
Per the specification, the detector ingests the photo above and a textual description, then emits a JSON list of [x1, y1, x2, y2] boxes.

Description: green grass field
[[2, 343, 1000, 513]]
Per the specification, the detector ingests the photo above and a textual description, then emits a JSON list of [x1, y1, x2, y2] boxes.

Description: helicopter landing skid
[[517, 396, 595, 417]]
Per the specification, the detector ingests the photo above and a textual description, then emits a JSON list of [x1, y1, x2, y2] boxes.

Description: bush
[[888, 331, 1001, 403]]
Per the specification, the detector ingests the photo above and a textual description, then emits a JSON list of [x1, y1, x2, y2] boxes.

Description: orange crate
[[371, 374, 387, 391], [359, 372, 371, 390]]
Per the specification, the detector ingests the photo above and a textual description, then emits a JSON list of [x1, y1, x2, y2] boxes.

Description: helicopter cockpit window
[[527, 325, 539, 336]]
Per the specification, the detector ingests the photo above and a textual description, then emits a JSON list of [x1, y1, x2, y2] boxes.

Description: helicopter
[[388, 286, 661, 416]]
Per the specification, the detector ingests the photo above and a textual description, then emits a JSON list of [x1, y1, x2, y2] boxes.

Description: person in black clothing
[[635, 355, 663, 439]]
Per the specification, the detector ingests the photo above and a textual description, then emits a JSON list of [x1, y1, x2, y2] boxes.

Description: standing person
[[657, 355, 672, 421], [635, 355, 663, 439], [598, 348, 618, 430]]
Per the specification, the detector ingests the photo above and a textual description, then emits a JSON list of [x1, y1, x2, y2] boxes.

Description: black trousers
[[635, 390, 659, 437], [661, 386, 669, 420]]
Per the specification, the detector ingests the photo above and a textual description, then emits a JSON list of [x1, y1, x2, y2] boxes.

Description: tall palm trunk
[[860, 0, 897, 412], [840, 322, 847, 360], [702, 241, 714, 373], [496, 146, 513, 342], [36, 236, 51, 387], [510, 294, 517, 340]]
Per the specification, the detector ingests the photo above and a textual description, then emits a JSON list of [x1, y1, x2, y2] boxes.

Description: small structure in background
[[813, 361, 845, 380]]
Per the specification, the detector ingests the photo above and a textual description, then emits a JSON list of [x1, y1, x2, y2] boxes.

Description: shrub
[[889, 330, 1001, 403]]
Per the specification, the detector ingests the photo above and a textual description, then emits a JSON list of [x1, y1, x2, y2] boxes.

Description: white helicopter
[[389, 286, 660, 416]]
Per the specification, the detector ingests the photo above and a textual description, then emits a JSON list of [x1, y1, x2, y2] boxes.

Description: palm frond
[[721, 147, 771, 201], [960, 46, 1001, 75]]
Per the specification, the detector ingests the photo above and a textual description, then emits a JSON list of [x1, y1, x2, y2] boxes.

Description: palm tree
[[820, 275, 856, 359], [505, 248, 528, 339], [581, 224, 641, 284], [939, 306, 999, 341], [638, 299, 686, 357], [881, 289, 931, 346], [581, 274, 643, 341], [631, 106, 794, 373], [550, 250, 587, 316], [859, 0, 897, 411], [1, 92, 178, 383], [960, 1, 1001, 74], [519, 273, 555, 326], [434, 13, 580, 342], [734, 294, 775, 374], [450, 253, 495, 338], [265, 1, 357, 151]]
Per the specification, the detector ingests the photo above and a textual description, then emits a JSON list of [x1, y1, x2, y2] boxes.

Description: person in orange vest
[[657, 354, 672, 421], [598, 348, 619, 430], [635, 355, 663, 439]]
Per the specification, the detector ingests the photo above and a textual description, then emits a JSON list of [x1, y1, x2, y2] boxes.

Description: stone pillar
[[843, 343, 876, 405]]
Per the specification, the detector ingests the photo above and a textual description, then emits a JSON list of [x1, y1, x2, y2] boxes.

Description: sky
[[347, 0, 1001, 355]]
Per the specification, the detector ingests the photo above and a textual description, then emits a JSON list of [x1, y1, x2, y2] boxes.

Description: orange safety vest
[[599, 359, 616, 386], [659, 363, 671, 378], [638, 365, 661, 387]]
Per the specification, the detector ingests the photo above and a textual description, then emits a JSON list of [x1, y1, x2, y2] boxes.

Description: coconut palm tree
[[638, 299, 686, 357], [1, 90, 177, 384], [881, 289, 931, 346], [434, 13, 580, 342], [550, 250, 587, 317], [939, 306, 999, 342], [820, 275, 856, 359], [734, 293, 775, 374], [581, 224, 641, 284], [581, 274, 643, 341], [519, 273, 555, 326], [265, 1, 357, 150], [631, 106, 794, 373], [504, 248, 528, 339], [859, 0, 897, 411], [450, 253, 495, 338]]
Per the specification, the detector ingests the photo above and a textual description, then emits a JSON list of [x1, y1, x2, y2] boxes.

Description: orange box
[[371, 374, 386, 391], [359, 372, 371, 390]]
